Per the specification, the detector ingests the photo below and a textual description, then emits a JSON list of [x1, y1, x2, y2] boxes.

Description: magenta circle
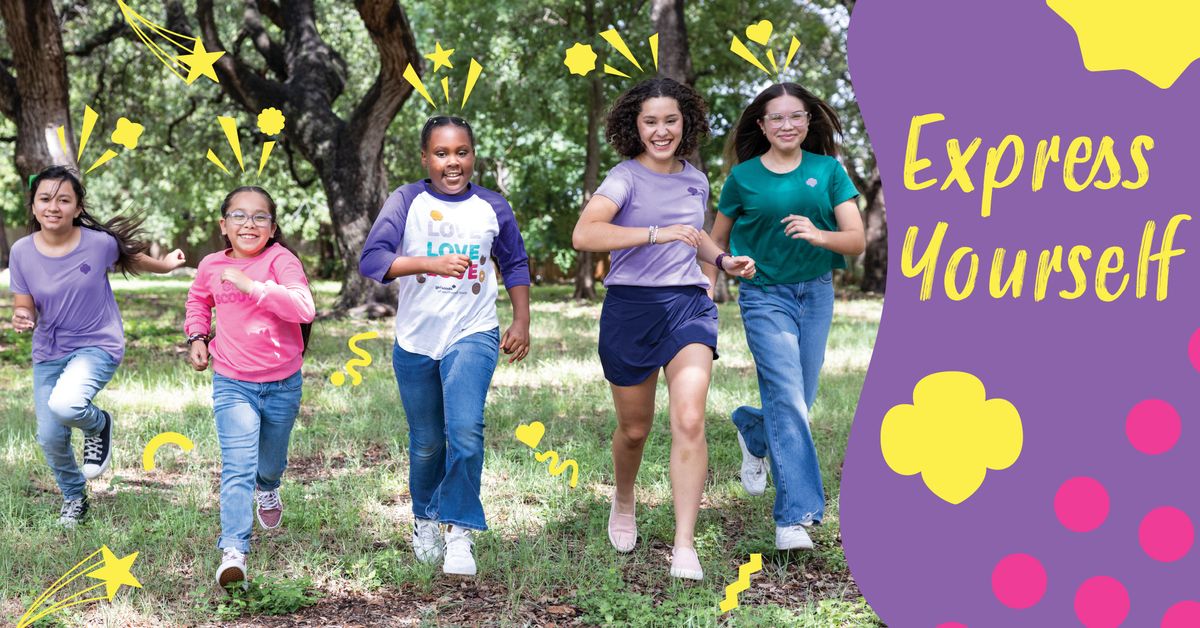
[[1126, 399, 1182, 455], [1055, 477, 1110, 532], [1139, 507, 1194, 562], [1163, 601, 1200, 627], [991, 554, 1047, 609], [1074, 576, 1130, 628]]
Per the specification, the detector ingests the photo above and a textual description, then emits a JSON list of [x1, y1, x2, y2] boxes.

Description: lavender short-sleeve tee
[[8, 227, 124, 363], [593, 159, 711, 289]]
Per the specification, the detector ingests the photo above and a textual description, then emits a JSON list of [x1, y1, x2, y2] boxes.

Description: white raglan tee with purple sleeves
[[359, 180, 530, 360]]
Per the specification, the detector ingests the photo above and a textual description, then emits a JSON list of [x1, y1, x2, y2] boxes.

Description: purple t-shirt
[[593, 159, 711, 289], [9, 227, 124, 363]]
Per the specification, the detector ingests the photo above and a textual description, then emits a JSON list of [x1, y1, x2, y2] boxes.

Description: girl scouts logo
[[806, 178, 818, 187], [79, 263, 92, 275], [687, 186, 703, 196]]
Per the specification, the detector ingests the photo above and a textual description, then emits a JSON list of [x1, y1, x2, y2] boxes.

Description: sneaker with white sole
[[412, 518, 444, 564], [737, 431, 767, 496], [443, 525, 477, 576], [776, 524, 814, 550], [255, 488, 283, 529], [81, 411, 113, 480], [216, 548, 248, 588], [58, 495, 89, 527]]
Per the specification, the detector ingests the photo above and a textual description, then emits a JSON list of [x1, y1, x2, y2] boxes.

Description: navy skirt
[[598, 285, 719, 386]]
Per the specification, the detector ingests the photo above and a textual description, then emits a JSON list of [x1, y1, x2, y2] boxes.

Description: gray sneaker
[[58, 496, 89, 527]]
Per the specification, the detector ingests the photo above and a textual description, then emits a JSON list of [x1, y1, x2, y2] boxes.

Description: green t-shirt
[[717, 152, 859, 285]]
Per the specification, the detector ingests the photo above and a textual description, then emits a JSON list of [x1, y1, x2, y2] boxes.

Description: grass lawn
[[0, 278, 881, 627]]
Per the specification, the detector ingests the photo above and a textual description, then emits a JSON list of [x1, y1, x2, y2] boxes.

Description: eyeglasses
[[225, 211, 273, 227], [763, 111, 811, 128]]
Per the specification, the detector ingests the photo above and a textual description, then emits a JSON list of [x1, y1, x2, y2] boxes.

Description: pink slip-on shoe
[[608, 498, 637, 553], [669, 546, 704, 580]]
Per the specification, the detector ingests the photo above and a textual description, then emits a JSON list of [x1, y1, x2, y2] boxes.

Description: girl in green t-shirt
[[709, 82, 865, 551]]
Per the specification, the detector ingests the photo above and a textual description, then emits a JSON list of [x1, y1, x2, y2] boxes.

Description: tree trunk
[[859, 178, 886, 294], [194, 0, 419, 310], [573, 71, 603, 300]]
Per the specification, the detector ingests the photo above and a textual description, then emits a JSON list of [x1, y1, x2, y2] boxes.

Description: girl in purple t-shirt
[[8, 166, 186, 527], [572, 78, 755, 580]]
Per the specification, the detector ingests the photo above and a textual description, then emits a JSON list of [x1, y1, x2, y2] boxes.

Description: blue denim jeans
[[213, 370, 302, 552], [392, 328, 499, 531], [33, 347, 120, 500], [733, 273, 835, 526]]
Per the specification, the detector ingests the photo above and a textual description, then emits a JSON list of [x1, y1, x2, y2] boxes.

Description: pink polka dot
[[1055, 477, 1110, 532], [1188, 328, 1200, 373], [1139, 507, 1194, 562], [936, 624, 968, 628], [992, 554, 1047, 609], [1075, 576, 1130, 628], [1126, 399, 1181, 455], [1163, 601, 1200, 627]]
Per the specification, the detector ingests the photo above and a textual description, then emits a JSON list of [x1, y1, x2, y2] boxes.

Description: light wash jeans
[[213, 370, 302, 553], [733, 273, 835, 526], [392, 328, 500, 531], [34, 347, 120, 500]]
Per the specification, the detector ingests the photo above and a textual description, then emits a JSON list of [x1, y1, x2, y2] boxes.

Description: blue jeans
[[33, 347, 120, 500], [392, 328, 499, 531], [213, 370, 302, 552], [733, 273, 835, 526]]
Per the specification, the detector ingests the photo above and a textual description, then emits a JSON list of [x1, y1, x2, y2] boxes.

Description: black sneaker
[[82, 411, 113, 480], [59, 495, 89, 527]]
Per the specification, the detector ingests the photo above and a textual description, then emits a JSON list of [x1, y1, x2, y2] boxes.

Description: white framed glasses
[[763, 111, 811, 128], [225, 211, 273, 227]]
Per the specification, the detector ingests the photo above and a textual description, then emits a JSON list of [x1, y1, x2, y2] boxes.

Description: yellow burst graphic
[[403, 42, 484, 110], [563, 29, 659, 78], [56, 105, 144, 174], [205, 108, 287, 175], [729, 19, 802, 77]]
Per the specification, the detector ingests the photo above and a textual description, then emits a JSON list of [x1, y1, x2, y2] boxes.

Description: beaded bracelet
[[649, 225, 659, 245], [187, 333, 209, 345]]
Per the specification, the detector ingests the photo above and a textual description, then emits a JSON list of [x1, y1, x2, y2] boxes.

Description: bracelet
[[187, 333, 209, 345], [714, 253, 729, 271], [649, 225, 659, 245]]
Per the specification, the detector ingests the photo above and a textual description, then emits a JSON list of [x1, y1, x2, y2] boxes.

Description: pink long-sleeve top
[[184, 243, 316, 382]]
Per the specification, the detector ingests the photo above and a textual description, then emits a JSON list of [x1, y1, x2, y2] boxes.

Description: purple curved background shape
[[841, 1, 1200, 626]]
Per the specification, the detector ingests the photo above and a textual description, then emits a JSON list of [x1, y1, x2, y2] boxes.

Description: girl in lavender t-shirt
[[8, 166, 186, 527], [571, 78, 755, 581]]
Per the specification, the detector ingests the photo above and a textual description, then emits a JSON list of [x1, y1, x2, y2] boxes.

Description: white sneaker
[[216, 548, 248, 588], [775, 524, 814, 550], [442, 525, 477, 576], [412, 518, 444, 564], [737, 432, 767, 496]]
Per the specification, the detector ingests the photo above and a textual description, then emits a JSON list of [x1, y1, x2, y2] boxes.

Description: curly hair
[[605, 78, 710, 159], [724, 82, 843, 166]]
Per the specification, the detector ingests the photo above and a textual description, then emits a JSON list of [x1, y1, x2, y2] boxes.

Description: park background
[[0, 0, 886, 625]]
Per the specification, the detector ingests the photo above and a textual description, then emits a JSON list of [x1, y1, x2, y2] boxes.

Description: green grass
[[0, 278, 881, 626]]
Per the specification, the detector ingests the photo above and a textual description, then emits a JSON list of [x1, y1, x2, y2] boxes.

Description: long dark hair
[[219, 186, 312, 352], [605, 77, 710, 159], [27, 165, 150, 275], [725, 82, 843, 166]]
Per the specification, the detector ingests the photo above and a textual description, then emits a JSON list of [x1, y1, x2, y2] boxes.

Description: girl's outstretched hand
[[501, 320, 530, 363], [722, 255, 757, 279], [220, 268, 255, 294], [188, 340, 210, 371], [12, 307, 35, 332], [163, 249, 187, 271]]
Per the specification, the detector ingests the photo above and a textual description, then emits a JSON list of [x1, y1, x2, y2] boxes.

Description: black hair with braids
[[219, 186, 313, 352], [27, 165, 150, 275], [420, 115, 476, 151]]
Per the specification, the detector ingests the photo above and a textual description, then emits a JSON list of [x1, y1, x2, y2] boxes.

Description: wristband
[[187, 333, 209, 345], [649, 225, 659, 245], [714, 253, 729, 271]]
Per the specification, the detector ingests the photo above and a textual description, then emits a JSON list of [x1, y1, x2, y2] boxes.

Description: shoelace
[[82, 435, 103, 461], [257, 490, 281, 510], [60, 499, 85, 519], [222, 548, 245, 563], [446, 530, 474, 556], [415, 522, 440, 544]]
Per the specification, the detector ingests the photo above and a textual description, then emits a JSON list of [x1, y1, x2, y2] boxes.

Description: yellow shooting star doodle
[[117, 0, 225, 85], [18, 546, 141, 628]]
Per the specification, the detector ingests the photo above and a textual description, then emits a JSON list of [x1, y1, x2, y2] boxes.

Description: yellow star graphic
[[425, 42, 455, 72], [563, 43, 598, 76], [176, 39, 225, 85], [1048, 0, 1200, 89], [85, 546, 142, 600]]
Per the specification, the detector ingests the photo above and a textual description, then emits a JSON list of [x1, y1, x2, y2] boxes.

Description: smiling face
[[32, 178, 83, 235], [756, 94, 810, 153], [636, 96, 684, 166], [220, 190, 276, 258], [422, 125, 475, 196]]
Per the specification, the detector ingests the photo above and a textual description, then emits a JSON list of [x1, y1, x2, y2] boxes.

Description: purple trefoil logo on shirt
[[79, 263, 91, 275], [686, 187, 703, 197]]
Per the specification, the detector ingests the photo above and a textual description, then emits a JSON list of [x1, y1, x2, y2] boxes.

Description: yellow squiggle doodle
[[141, 431, 195, 471], [719, 552, 763, 613], [330, 331, 380, 386], [533, 450, 579, 488]]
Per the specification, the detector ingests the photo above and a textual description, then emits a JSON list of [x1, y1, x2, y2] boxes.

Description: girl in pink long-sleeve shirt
[[184, 186, 315, 589]]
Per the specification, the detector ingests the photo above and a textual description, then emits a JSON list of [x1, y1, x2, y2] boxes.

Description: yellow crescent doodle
[[330, 331, 381, 387], [533, 450, 579, 488], [142, 432, 195, 471], [719, 552, 763, 613], [18, 545, 141, 628]]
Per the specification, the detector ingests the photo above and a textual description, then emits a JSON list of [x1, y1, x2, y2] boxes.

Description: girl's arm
[[697, 228, 756, 280], [782, 200, 866, 255], [12, 293, 36, 332], [184, 270, 215, 371], [129, 250, 187, 274], [572, 194, 702, 252], [702, 213, 736, 291], [491, 196, 531, 363], [220, 256, 316, 323], [501, 284, 530, 363]]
